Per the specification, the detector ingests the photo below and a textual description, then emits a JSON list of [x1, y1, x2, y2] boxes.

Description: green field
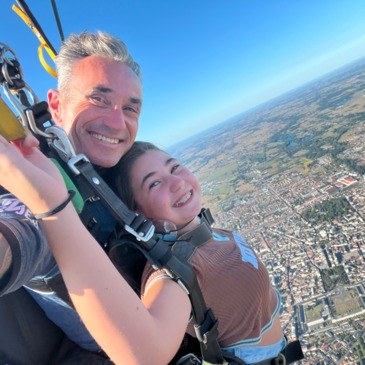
[[329, 288, 362, 318], [305, 301, 323, 321]]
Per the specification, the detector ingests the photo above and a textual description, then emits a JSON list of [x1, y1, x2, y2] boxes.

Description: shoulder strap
[[135, 213, 228, 364]]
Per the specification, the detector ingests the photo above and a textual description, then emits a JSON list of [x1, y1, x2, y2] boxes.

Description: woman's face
[[130, 149, 202, 230]]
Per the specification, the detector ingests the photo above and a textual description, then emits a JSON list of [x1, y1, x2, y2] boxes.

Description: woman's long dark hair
[[104, 141, 163, 295], [105, 141, 163, 211]]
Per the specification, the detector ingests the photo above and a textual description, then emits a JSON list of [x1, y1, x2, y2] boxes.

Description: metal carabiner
[[0, 43, 25, 90], [45, 125, 77, 161], [0, 42, 18, 69]]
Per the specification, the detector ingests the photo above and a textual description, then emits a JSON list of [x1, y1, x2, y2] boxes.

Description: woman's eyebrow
[[166, 157, 176, 165], [140, 158, 177, 188], [141, 171, 156, 189]]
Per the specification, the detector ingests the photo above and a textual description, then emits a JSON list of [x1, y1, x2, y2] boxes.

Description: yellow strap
[[38, 44, 58, 78], [12, 4, 58, 78]]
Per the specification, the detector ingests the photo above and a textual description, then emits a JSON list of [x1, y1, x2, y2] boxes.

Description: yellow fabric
[[38, 44, 57, 78], [0, 97, 26, 141], [12, 4, 58, 78]]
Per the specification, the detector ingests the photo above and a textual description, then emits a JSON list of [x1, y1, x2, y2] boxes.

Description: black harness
[[0, 42, 304, 365]]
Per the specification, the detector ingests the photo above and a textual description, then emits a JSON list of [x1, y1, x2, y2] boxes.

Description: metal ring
[[2, 62, 23, 87], [0, 42, 17, 67]]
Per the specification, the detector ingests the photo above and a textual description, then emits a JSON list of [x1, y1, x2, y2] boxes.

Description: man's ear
[[47, 89, 63, 126]]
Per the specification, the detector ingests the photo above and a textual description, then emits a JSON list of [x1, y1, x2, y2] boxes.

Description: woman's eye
[[149, 181, 160, 189], [171, 164, 180, 173]]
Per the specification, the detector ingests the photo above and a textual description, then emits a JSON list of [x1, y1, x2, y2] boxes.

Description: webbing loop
[[12, 1, 58, 78], [68, 157, 155, 242], [37, 43, 57, 78]]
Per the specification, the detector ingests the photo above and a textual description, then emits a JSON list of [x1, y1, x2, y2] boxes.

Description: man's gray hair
[[56, 31, 142, 95]]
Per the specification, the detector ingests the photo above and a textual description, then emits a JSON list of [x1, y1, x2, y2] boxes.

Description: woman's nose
[[169, 175, 184, 192]]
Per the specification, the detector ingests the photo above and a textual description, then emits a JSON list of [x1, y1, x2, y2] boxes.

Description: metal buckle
[[46, 125, 77, 162], [124, 221, 155, 242], [67, 154, 90, 175]]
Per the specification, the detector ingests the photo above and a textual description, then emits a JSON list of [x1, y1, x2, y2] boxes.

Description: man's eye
[[123, 105, 138, 113], [90, 95, 109, 106]]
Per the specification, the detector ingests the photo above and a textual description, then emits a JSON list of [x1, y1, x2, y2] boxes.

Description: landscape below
[[169, 57, 365, 364]]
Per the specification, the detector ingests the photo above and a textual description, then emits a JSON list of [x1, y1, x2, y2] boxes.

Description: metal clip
[[67, 154, 91, 175], [0, 42, 24, 89], [124, 221, 155, 243], [45, 125, 77, 162], [25, 108, 52, 138]]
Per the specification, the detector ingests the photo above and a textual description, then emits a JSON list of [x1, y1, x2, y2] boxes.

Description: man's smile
[[91, 133, 121, 144]]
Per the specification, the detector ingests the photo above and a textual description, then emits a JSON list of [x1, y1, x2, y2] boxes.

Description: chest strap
[[67, 155, 155, 242], [142, 213, 228, 364], [171, 216, 214, 261]]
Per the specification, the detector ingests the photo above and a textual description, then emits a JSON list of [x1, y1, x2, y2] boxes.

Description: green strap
[[50, 158, 84, 213]]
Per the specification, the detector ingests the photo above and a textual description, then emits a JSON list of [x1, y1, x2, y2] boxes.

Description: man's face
[[48, 55, 142, 167]]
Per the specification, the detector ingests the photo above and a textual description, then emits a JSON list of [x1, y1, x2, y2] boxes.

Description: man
[[0, 31, 142, 364]]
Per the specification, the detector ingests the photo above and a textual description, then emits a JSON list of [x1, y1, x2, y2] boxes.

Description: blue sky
[[2, 0, 365, 148]]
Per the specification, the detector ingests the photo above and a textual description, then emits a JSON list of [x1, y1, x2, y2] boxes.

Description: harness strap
[[165, 252, 226, 364], [118, 216, 226, 364], [172, 218, 223, 365], [69, 157, 155, 242]]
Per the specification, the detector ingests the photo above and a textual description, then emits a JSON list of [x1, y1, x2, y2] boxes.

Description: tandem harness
[[137, 214, 304, 365], [0, 40, 304, 364]]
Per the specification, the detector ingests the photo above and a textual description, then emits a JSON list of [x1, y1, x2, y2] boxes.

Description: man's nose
[[104, 106, 127, 129]]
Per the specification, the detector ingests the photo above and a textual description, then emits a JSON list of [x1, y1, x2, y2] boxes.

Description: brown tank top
[[141, 228, 280, 347]]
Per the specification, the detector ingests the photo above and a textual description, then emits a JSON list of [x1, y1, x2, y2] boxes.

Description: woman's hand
[[0, 131, 67, 214], [14, 132, 63, 181]]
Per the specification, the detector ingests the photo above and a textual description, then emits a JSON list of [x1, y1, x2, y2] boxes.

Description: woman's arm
[[44, 205, 191, 364], [0, 136, 191, 365]]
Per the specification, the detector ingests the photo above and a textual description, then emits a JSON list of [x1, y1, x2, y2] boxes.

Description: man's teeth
[[92, 134, 119, 144], [175, 192, 192, 206]]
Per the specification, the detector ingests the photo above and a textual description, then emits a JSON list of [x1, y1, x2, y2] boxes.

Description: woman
[[0, 136, 285, 364], [106, 141, 285, 364]]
